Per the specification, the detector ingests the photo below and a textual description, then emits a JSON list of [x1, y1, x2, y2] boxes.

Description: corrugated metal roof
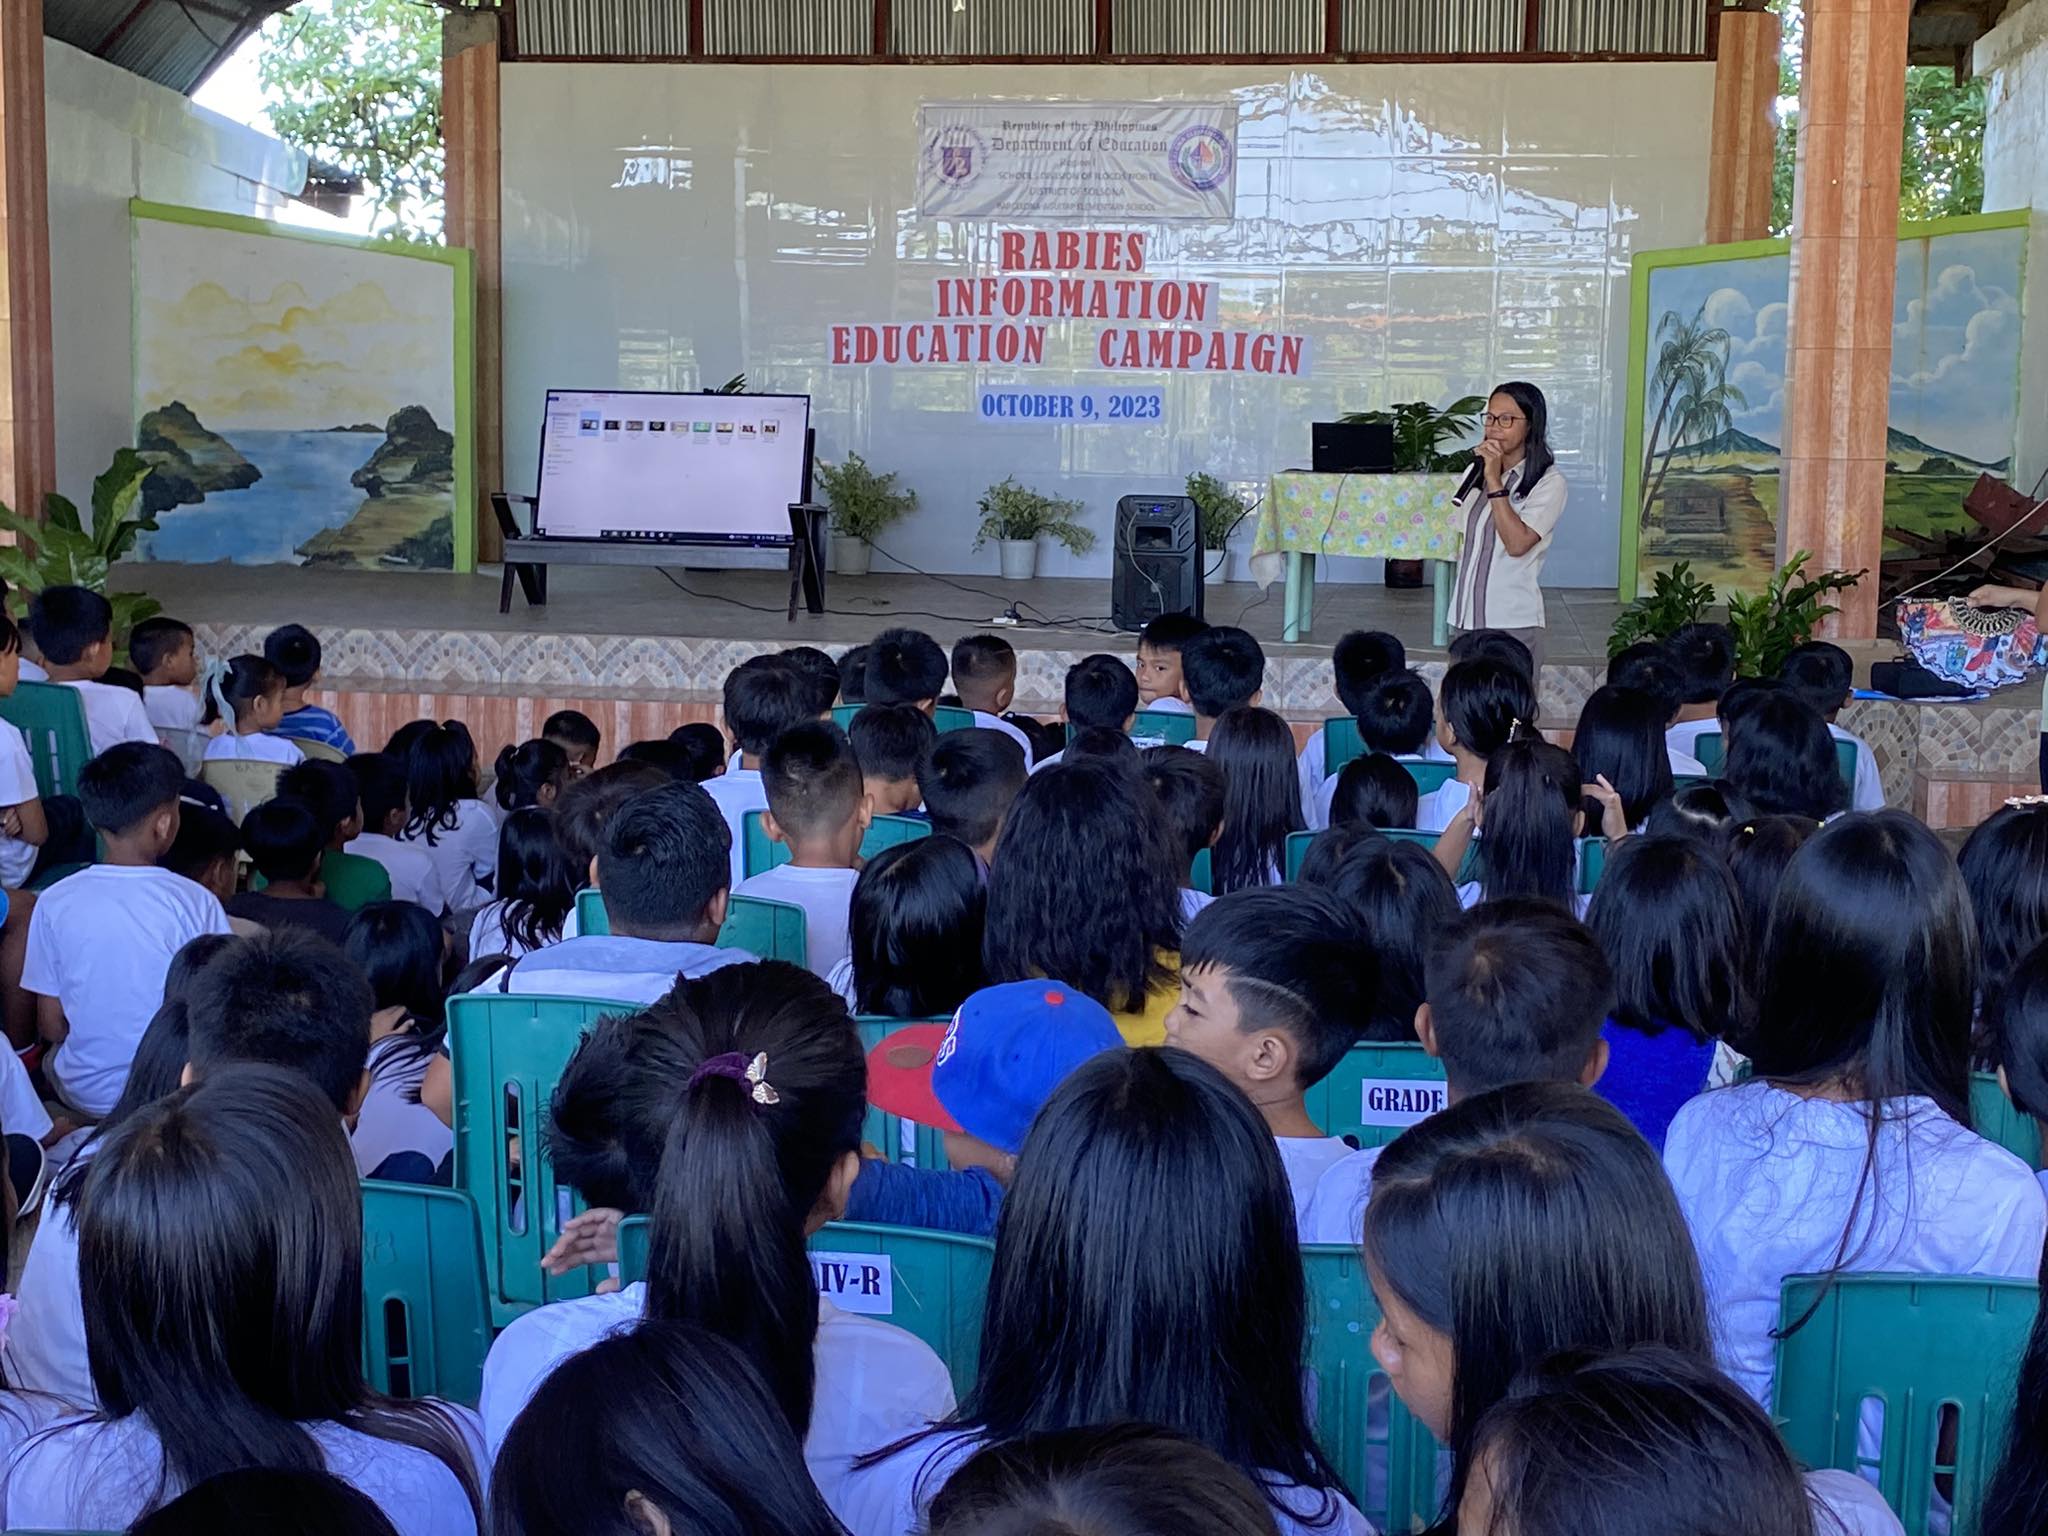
[[45, 0, 294, 96]]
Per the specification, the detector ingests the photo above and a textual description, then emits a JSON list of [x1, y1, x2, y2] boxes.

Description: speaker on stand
[[1111, 495, 1204, 633]]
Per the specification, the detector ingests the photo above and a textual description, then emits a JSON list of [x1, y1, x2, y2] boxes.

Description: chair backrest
[[1578, 835, 1608, 895], [1131, 709, 1198, 745], [1693, 730, 1857, 792], [1970, 1070, 2044, 1168], [1773, 1272, 2040, 1536], [1403, 761, 1457, 795], [293, 736, 349, 764], [446, 991, 638, 1326], [1285, 830, 1318, 882], [571, 889, 807, 964], [1672, 773, 1712, 795], [1323, 717, 1366, 776], [854, 1015, 952, 1167], [863, 813, 933, 860], [830, 704, 977, 733], [742, 810, 931, 878], [360, 1180, 493, 1406], [156, 725, 208, 776], [616, 1216, 995, 1400], [200, 759, 287, 824], [1189, 847, 1213, 894], [1304, 1041, 1449, 1148], [574, 887, 607, 935], [1302, 1244, 1446, 1534], [0, 681, 92, 801]]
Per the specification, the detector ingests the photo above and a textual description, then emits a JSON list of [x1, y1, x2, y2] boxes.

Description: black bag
[[1870, 658, 1979, 700]]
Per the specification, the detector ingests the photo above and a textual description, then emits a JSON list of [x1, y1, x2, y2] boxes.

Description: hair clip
[[2006, 794, 2048, 809], [686, 1049, 780, 1107], [743, 1051, 780, 1106]]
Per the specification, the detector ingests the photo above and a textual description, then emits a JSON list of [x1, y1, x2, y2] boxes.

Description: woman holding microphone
[[1447, 382, 1568, 688]]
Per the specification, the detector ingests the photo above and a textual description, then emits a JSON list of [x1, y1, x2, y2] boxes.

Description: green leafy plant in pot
[[1186, 471, 1249, 579], [1607, 561, 1718, 658], [0, 448, 162, 657], [814, 452, 917, 577], [1727, 552, 1866, 678], [1340, 394, 1486, 586], [974, 477, 1094, 581]]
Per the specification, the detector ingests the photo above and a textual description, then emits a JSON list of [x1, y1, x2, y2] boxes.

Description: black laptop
[[1312, 421, 1397, 473]]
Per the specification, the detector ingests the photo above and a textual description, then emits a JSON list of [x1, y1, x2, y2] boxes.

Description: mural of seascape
[[131, 205, 471, 571], [1625, 217, 2027, 597]]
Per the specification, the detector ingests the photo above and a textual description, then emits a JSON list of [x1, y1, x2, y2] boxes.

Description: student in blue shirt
[[263, 624, 356, 755]]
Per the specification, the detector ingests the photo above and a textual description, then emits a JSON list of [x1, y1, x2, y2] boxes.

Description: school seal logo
[[1168, 125, 1232, 192]]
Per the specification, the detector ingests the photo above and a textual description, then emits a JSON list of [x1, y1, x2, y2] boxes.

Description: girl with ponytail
[[1435, 734, 1626, 915], [198, 655, 304, 766], [1421, 657, 1536, 833]]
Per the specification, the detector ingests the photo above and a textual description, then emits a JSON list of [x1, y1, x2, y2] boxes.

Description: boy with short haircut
[[1180, 624, 1319, 819], [1141, 744, 1225, 922], [28, 587, 158, 759], [1166, 886, 1377, 1222], [1135, 611, 1207, 715], [543, 710, 602, 778], [1297, 631, 1427, 789], [1033, 654, 1140, 772], [949, 634, 1036, 763], [1664, 622, 1737, 762], [865, 627, 949, 711], [849, 704, 938, 816], [226, 798, 353, 944], [129, 617, 201, 739], [780, 645, 843, 716], [918, 729, 1027, 866], [21, 742, 231, 1116], [1781, 640, 1882, 811], [734, 721, 869, 977], [1310, 670, 1440, 826], [342, 753, 447, 914], [837, 644, 870, 706], [704, 654, 816, 888], [262, 624, 357, 755], [1608, 642, 1708, 775], [1297, 897, 1613, 1244], [277, 759, 392, 911]]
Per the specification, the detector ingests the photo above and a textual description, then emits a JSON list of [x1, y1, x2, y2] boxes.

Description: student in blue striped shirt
[[263, 623, 356, 755]]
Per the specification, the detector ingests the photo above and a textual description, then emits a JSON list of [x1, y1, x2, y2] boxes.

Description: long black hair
[[1585, 835, 1748, 1045], [984, 758, 1182, 1015], [1362, 1083, 1710, 1527], [68, 1064, 482, 1516], [846, 836, 987, 1019], [343, 901, 448, 1086], [1207, 706, 1304, 894], [489, 1321, 844, 1536], [127, 1468, 401, 1536], [401, 722, 480, 845], [491, 808, 578, 954], [1959, 801, 2048, 1042], [640, 962, 865, 1438], [1297, 828, 1461, 1042], [1477, 736, 1581, 908], [1572, 685, 1674, 830], [1984, 1242, 2048, 1536], [1438, 658, 1536, 761], [1722, 691, 1847, 821], [494, 739, 569, 813], [893, 1048, 1346, 1523], [1329, 753, 1419, 831], [1456, 381, 1554, 501]]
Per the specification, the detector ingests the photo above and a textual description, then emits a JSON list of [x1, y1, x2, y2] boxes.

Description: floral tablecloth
[[1249, 472, 1466, 584]]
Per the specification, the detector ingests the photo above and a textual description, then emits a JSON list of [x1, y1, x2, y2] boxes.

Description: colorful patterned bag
[[1894, 598, 2048, 693]]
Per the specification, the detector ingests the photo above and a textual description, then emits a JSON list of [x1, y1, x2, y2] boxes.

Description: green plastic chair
[[1131, 709, 1198, 745], [1305, 1042, 1448, 1148], [854, 1015, 952, 1168], [360, 1181, 493, 1406], [1970, 1070, 2043, 1168], [1288, 827, 1478, 886], [1673, 773, 1712, 795], [1285, 830, 1318, 882], [1773, 1273, 2040, 1536], [574, 887, 607, 935], [572, 889, 808, 964], [1303, 1244, 1446, 1534], [1694, 731, 1857, 792], [1322, 717, 1367, 776], [831, 704, 976, 733], [447, 991, 636, 1326], [1578, 835, 1608, 895], [1403, 761, 1457, 795], [1189, 847, 1213, 894], [0, 681, 92, 801], [742, 809, 929, 878]]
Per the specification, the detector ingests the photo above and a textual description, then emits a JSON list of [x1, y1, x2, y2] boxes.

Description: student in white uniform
[[1363, 1083, 1908, 1536], [1664, 811, 2048, 1411], [343, 902, 456, 1185], [1135, 612, 1207, 716], [735, 721, 866, 978], [1781, 640, 1886, 812], [130, 616, 204, 767], [1607, 643, 1713, 775], [343, 752, 450, 915], [1418, 658, 1535, 835], [1719, 689, 1849, 825], [1164, 886, 1375, 1223], [28, 586, 159, 759], [1433, 736, 1623, 917], [704, 657, 820, 888], [848, 704, 937, 817], [1206, 706, 1305, 890], [394, 721, 498, 915], [1311, 667, 1444, 826], [1662, 622, 1737, 764], [948, 635, 1037, 765], [1141, 744, 1225, 922], [477, 963, 956, 1521], [830, 836, 988, 1019], [198, 655, 305, 766], [1572, 685, 1677, 832], [919, 729, 1027, 870], [1294, 828, 1461, 1046], [1175, 627, 1322, 824], [834, 1048, 1371, 1536], [5, 1065, 484, 1536], [466, 807, 577, 963], [1029, 654, 1141, 775]]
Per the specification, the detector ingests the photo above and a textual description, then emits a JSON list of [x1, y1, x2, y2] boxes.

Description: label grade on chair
[[812, 1251, 893, 1315], [1360, 1079, 1447, 1127]]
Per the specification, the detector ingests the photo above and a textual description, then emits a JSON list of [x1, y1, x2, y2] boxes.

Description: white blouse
[[1448, 462, 1569, 632]]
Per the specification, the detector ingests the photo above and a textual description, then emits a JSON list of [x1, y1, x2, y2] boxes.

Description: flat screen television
[[534, 388, 812, 543]]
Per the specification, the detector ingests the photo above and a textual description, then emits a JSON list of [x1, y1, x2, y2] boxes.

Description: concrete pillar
[[1779, 0, 1911, 638], [1706, 7, 1783, 244], [0, 0, 55, 521], [443, 11, 503, 564]]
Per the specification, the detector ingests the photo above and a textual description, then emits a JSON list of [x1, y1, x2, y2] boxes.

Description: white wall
[[1980, 2, 2048, 492], [45, 42, 309, 503], [500, 61, 1713, 588]]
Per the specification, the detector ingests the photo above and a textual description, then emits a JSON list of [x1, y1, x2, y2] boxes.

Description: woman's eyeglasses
[[1483, 413, 1524, 428]]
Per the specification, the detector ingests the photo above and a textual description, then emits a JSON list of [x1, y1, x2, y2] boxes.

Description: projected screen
[[534, 389, 811, 542]]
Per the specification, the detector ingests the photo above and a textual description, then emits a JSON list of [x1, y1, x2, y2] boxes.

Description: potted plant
[[1186, 471, 1249, 582], [1607, 561, 1719, 657], [0, 447, 162, 651], [814, 452, 917, 576], [1727, 552, 1865, 677], [1341, 396, 1486, 587], [974, 477, 1094, 580]]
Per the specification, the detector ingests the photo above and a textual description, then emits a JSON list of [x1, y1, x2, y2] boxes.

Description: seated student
[[1135, 611, 1207, 715], [1447, 627, 1537, 693], [836, 1048, 1364, 1536], [1572, 685, 1675, 831], [985, 758, 1185, 1046], [1608, 641, 1710, 776], [131, 615, 202, 740], [344, 901, 454, 1185], [1646, 780, 1738, 841], [705, 654, 817, 888], [1210, 706, 1305, 892], [1326, 753, 1419, 831], [5, 1064, 483, 1534], [1362, 1085, 1904, 1536], [1299, 631, 1415, 783], [491, 1321, 847, 1536], [668, 721, 729, 782], [1167, 887, 1374, 1221], [1662, 622, 1736, 763], [830, 836, 986, 1017], [228, 798, 354, 942], [1421, 657, 1536, 833], [1059, 725, 1141, 773], [22, 743, 231, 1116], [0, 615, 48, 901], [30, 585, 158, 757], [263, 624, 357, 755], [395, 721, 498, 914], [837, 643, 870, 706], [276, 759, 392, 912], [735, 721, 867, 978], [542, 709, 601, 778], [1584, 835, 1747, 1150], [1781, 639, 1883, 811], [865, 627, 950, 712], [553, 759, 671, 891], [162, 798, 256, 937], [857, 980, 1125, 1237], [200, 655, 305, 766], [1299, 898, 1612, 1245], [1437, 736, 1625, 915], [1297, 827, 1461, 1043], [343, 753, 447, 914], [1142, 744, 1226, 921], [127, 1469, 405, 1536], [486, 964, 957, 1510], [1666, 812, 2048, 1409], [468, 807, 577, 962], [950, 635, 1037, 763], [488, 782, 749, 1001], [781, 643, 843, 717], [1720, 689, 1848, 823], [1033, 654, 1140, 772], [615, 739, 700, 779], [918, 728, 1027, 868], [849, 703, 937, 817], [494, 739, 570, 812], [1311, 669, 1441, 825], [1962, 801, 2048, 1033]]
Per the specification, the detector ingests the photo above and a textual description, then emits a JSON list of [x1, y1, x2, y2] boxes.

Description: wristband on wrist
[[1486, 488, 1510, 500]]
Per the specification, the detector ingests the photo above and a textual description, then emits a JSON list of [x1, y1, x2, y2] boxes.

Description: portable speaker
[[1111, 495, 1204, 633]]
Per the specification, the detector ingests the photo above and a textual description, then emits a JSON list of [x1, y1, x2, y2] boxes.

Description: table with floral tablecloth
[[1251, 473, 1466, 643]]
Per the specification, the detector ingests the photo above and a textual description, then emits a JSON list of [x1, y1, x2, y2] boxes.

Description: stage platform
[[105, 561, 2041, 829]]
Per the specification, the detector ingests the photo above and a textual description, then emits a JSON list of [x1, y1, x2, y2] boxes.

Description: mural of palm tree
[[1639, 302, 1738, 525], [1644, 368, 1749, 516]]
